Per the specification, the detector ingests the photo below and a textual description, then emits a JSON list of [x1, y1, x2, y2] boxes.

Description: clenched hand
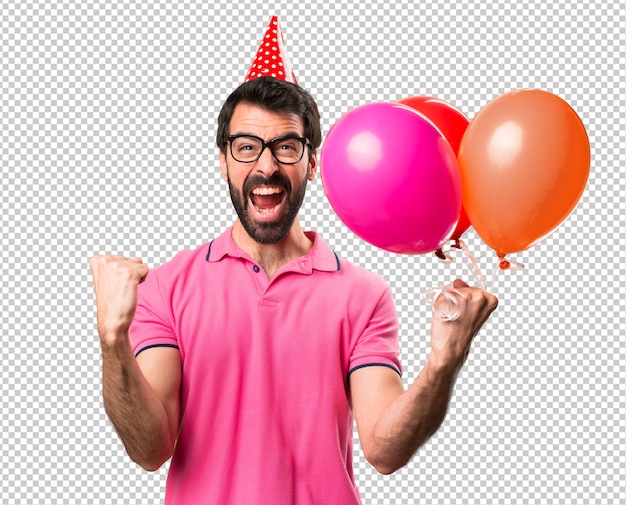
[[88, 255, 149, 346], [429, 279, 498, 373]]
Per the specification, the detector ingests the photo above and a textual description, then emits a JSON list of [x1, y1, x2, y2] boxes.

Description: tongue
[[250, 192, 283, 209]]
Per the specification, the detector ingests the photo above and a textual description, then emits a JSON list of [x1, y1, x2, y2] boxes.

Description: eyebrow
[[230, 131, 304, 140]]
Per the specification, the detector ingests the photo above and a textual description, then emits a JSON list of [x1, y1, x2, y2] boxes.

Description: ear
[[219, 149, 228, 182], [307, 151, 318, 181]]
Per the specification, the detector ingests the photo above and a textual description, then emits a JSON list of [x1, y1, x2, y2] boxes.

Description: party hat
[[244, 16, 298, 84]]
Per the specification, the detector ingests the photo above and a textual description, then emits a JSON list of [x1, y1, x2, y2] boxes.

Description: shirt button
[[253, 265, 260, 273]]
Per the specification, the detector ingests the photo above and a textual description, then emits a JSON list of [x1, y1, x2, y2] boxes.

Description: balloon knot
[[435, 249, 447, 261], [495, 255, 524, 272]]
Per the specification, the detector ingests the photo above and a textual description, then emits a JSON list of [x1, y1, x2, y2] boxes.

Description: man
[[89, 76, 497, 504]]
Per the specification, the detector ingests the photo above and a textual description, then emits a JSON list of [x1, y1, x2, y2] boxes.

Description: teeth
[[252, 186, 283, 196], [255, 206, 277, 215]]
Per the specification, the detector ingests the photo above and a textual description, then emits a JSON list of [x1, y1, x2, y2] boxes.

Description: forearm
[[367, 358, 458, 474], [356, 281, 497, 475], [100, 333, 175, 471]]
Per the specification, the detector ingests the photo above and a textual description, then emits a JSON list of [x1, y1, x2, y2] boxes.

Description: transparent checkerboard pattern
[[1, 0, 624, 503]]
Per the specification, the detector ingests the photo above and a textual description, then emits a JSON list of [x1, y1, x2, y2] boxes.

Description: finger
[[89, 254, 125, 268], [452, 278, 470, 290], [486, 292, 499, 311], [89, 255, 148, 283], [112, 259, 148, 281], [137, 264, 149, 284], [115, 260, 149, 284]]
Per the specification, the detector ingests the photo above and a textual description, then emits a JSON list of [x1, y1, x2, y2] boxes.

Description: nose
[[254, 145, 280, 177]]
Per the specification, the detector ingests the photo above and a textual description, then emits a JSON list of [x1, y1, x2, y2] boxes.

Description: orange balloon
[[458, 89, 590, 258]]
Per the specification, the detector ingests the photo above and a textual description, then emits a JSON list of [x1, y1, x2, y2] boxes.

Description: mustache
[[243, 173, 292, 195]]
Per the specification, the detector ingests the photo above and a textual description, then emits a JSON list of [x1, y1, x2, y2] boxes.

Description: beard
[[227, 169, 309, 245]]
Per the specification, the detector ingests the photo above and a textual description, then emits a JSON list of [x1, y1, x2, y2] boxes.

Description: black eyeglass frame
[[227, 134, 311, 164]]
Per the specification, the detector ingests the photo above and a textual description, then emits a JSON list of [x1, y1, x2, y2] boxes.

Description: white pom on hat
[[244, 16, 298, 84]]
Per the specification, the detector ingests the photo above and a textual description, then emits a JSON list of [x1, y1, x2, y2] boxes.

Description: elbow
[[138, 458, 167, 473], [362, 430, 425, 475], [129, 443, 175, 472], [370, 458, 407, 476], [363, 447, 409, 476]]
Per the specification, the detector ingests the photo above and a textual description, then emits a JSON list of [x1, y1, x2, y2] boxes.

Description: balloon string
[[457, 239, 487, 290], [437, 239, 487, 288], [489, 260, 499, 293], [436, 240, 525, 293], [422, 284, 466, 321]]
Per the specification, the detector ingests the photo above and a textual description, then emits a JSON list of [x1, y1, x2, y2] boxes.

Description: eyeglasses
[[227, 134, 311, 164]]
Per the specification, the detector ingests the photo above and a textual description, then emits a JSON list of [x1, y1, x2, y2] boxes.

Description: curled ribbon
[[422, 284, 466, 321]]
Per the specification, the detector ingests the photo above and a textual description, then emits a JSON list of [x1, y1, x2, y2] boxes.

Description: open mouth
[[249, 185, 286, 217]]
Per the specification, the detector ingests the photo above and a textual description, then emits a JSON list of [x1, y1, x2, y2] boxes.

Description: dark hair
[[216, 77, 322, 155]]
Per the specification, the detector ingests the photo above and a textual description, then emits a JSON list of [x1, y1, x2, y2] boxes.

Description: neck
[[231, 218, 313, 279]]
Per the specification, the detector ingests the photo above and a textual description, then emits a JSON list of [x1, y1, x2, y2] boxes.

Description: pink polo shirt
[[130, 228, 402, 505]]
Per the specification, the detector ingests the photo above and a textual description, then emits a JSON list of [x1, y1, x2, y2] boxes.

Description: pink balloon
[[320, 102, 462, 254]]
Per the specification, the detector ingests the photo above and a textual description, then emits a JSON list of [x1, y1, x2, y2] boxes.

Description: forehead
[[229, 103, 304, 137]]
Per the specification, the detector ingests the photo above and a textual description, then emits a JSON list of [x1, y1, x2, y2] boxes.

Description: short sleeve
[[129, 266, 178, 357], [348, 285, 402, 377]]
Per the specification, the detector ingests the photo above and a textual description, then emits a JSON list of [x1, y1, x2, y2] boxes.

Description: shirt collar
[[206, 226, 340, 273]]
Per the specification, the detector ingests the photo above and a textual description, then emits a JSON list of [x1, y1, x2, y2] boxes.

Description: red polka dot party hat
[[244, 16, 298, 84]]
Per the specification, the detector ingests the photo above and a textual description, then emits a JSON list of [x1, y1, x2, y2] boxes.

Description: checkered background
[[2, 0, 624, 503]]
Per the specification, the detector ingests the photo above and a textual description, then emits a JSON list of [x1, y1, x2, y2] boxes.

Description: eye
[[233, 138, 261, 153], [275, 139, 300, 151]]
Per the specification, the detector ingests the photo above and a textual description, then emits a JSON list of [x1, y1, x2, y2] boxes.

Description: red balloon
[[399, 96, 471, 245]]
